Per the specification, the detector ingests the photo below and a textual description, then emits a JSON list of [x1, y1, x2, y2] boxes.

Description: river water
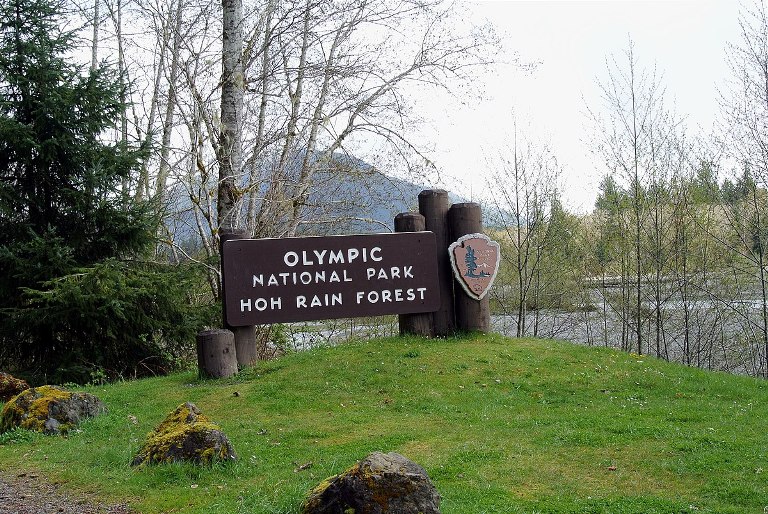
[[491, 286, 768, 377], [283, 289, 768, 378]]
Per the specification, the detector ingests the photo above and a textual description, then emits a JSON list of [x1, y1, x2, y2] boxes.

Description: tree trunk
[[218, 0, 244, 231], [154, 0, 185, 201], [245, 0, 276, 230], [752, 187, 768, 378], [90, 0, 99, 71]]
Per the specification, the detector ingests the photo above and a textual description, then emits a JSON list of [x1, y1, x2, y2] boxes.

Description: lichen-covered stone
[[302, 451, 441, 514], [0, 385, 106, 435], [131, 402, 236, 467], [0, 372, 29, 402]]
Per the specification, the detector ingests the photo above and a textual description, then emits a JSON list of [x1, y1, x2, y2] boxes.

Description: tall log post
[[219, 228, 258, 367], [395, 212, 433, 337], [418, 189, 455, 336], [448, 202, 490, 333], [196, 329, 238, 378]]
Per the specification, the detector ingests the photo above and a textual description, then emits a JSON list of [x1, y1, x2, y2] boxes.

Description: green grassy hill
[[1, 334, 766, 513]]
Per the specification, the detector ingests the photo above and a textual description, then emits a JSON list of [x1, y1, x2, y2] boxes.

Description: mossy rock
[[0, 372, 29, 402], [302, 451, 441, 513], [131, 402, 236, 467], [0, 385, 106, 435]]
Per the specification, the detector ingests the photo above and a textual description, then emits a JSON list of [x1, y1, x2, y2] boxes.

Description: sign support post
[[395, 212, 433, 337], [448, 202, 493, 333], [418, 189, 455, 337], [196, 329, 238, 378], [219, 228, 258, 367]]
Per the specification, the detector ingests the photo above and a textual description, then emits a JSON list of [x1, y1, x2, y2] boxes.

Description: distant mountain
[[297, 155, 429, 235], [161, 153, 502, 248], [293, 153, 508, 235]]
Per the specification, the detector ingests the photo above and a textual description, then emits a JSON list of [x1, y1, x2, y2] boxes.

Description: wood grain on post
[[219, 228, 259, 367], [448, 202, 490, 333], [196, 329, 238, 378], [395, 212, 433, 337], [419, 189, 455, 336]]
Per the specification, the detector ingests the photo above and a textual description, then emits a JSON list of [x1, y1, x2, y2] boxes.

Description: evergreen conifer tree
[[0, 0, 158, 377], [465, 246, 478, 277]]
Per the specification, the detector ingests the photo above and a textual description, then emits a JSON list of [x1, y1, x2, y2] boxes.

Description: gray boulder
[[131, 402, 236, 466], [0, 385, 106, 435], [302, 451, 441, 513]]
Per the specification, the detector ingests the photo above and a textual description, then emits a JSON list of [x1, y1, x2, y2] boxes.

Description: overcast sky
[[417, 0, 744, 213]]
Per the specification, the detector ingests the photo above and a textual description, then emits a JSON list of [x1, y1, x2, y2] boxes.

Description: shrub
[[0, 260, 219, 383]]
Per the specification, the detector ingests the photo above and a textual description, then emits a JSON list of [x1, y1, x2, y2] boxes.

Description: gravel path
[[0, 472, 132, 514]]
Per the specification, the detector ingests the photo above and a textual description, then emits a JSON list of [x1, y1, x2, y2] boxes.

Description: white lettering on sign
[[283, 247, 383, 267], [296, 293, 343, 308], [240, 297, 282, 312], [365, 266, 414, 280], [253, 269, 352, 287], [355, 288, 427, 304]]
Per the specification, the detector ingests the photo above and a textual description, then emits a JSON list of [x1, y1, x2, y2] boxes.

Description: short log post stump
[[196, 329, 238, 379]]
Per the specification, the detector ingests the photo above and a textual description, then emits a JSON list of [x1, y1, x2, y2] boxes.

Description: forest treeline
[[2, 0, 768, 380], [490, 162, 768, 378], [488, 3, 768, 378]]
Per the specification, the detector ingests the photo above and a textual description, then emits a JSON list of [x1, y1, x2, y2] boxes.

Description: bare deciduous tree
[[588, 38, 673, 356], [718, 0, 768, 376], [489, 121, 560, 337]]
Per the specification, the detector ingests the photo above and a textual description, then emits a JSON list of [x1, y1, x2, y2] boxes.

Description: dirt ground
[[0, 472, 132, 514]]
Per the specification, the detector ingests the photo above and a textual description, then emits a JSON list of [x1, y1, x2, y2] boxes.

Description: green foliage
[[0, 0, 153, 262], [536, 195, 587, 310], [0, 425, 38, 445], [0, 0, 192, 381], [269, 324, 291, 353], [2, 260, 218, 383], [0, 335, 766, 512], [690, 160, 721, 204], [493, 192, 589, 316]]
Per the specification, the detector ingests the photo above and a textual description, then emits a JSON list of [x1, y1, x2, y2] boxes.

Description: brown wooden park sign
[[222, 232, 440, 325], [196, 190, 499, 379]]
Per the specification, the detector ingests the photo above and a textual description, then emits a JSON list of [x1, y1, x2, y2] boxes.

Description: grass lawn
[[0, 333, 766, 513]]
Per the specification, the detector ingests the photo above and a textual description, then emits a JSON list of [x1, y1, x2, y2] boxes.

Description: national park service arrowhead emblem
[[449, 233, 500, 300]]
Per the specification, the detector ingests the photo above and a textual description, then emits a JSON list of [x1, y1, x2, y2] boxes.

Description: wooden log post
[[196, 329, 238, 378], [448, 202, 491, 333], [219, 228, 259, 367], [419, 189, 456, 336], [395, 212, 433, 337]]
